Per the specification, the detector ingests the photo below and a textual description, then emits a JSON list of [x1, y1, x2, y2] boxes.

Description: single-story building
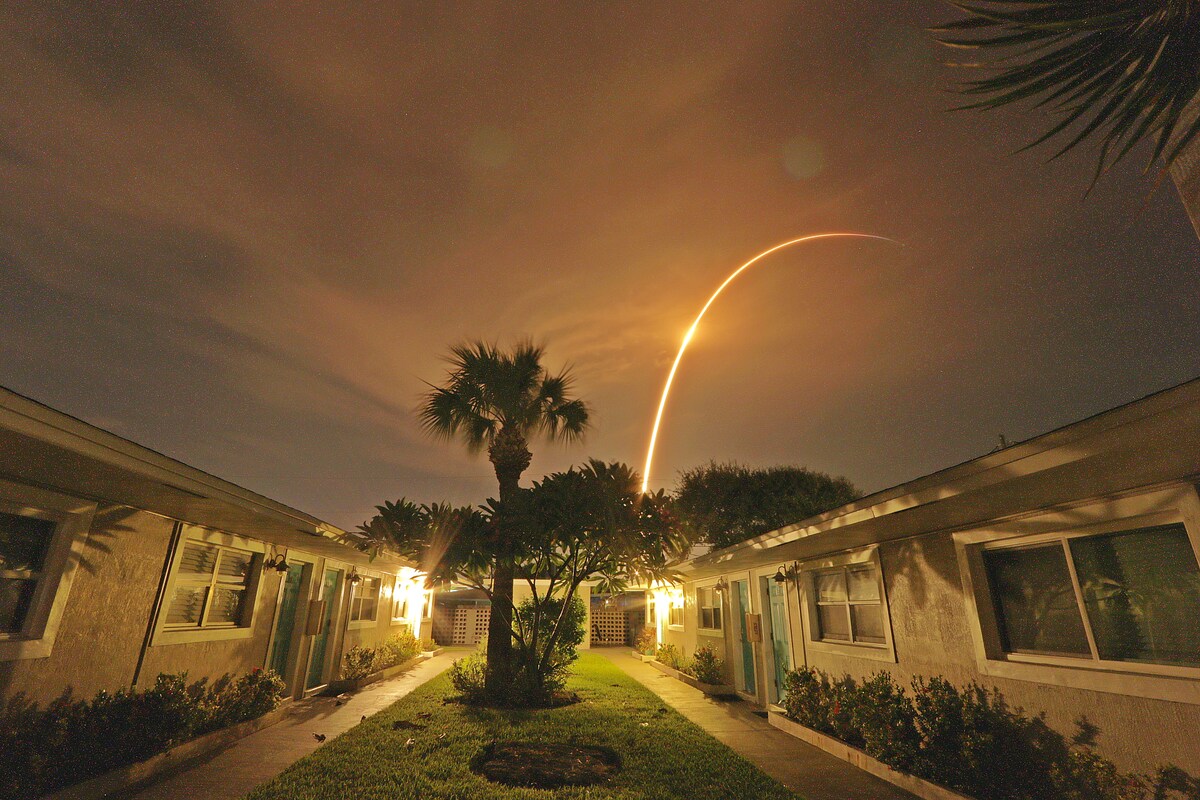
[[0, 385, 431, 704], [654, 377, 1200, 775]]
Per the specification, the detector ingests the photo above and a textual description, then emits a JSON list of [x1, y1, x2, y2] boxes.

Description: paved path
[[598, 649, 916, 800], [129, 652, 456, 800]]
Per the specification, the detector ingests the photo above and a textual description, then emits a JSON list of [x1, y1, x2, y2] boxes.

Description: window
[[0, 510, 59, 635], [164, 540, 257, 630], [697, 586, 723, 630], [983, 523, 1200, 668], [668, 604, 684, 627], [811, 564, 884, 645], [391, 578, 413, 624], [349, 575, 381, 623]]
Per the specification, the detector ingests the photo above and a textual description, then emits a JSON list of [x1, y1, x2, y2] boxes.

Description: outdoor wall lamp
[[772, 562, 800, 584], [713, 577, 730, 594], [263, 553, 290, 573], [347, 567, 362, 585]]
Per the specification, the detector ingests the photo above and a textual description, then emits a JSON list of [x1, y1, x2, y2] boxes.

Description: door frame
[[304, 562, 347, 696], [729, 575, 758, 700], [757, 569, 794, 708], [265, 550, 318, 699]]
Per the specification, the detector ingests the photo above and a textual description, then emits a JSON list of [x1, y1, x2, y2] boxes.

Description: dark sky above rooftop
[[2, 2, 1198, 529]]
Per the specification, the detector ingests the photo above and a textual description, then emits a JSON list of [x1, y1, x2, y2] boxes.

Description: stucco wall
[[0, 505, 286, 704], [802, 534, 1200, 774]]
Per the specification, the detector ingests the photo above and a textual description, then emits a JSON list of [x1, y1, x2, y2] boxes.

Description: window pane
[[165, 586, 208, 626], [851, 603, 885, 644], [208, 587, 246, 625], [216, 549, 252, 583], [847, 566, 879, 602], [178, 543, 218, 577], [815, 571, 847, 603], [0, 511, 56, 572], [360, 597, 378, 621], [700, 608, 712, 628], [984, 544, 1090, 657], [0, 577, 38, 633], [1071, 524, 1200, 667], [817, 604, 850, 641], [712, 609, 722, 629]]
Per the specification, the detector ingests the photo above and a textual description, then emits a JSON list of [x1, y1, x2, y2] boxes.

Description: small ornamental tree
[[348, 459, 688, 706]]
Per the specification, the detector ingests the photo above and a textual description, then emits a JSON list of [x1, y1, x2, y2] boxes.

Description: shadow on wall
[[883, 469, 1186, 612]]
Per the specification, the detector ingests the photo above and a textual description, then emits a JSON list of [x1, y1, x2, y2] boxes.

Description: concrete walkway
[[599, 649, 916, 800], [129, 652, 456, 800]]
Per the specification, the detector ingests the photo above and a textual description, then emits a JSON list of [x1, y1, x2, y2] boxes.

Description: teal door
[[268, 563, 306, 688], [306, 568, 342, 690], [734, 580, 756, 695], [766, 579, 791, 704]]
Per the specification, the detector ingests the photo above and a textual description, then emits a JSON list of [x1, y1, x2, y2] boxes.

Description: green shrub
[[341, 646, 378, 681], [655, 642, 685, 671], [378, 630, 421, 668], [511, 595, 587, 705], [448, 653, 489, 706], [341, 631, 423, 682], [0, 669, 283, 800], [780, 666, 1198, 800], [634, 625, 657, 655], [686, 645, 725, 685]]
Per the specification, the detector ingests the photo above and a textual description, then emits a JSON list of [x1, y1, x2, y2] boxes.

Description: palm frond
[[933, 0, 1200, 182]]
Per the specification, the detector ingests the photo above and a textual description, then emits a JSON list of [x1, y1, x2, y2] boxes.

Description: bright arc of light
[[641, 232, 900, 493]]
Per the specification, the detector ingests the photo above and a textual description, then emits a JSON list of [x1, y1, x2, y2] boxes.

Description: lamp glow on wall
[[394, 567, 430, 639]]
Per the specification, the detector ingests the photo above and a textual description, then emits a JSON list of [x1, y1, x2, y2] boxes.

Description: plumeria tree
[[348, 460, 688, 704]]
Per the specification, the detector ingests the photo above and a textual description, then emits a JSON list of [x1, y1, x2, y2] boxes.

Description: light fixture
[[772, 562, 800, 584], [713, 577, 729, 594], [263, 554, 290, 573], [347, 568, 362, 585]]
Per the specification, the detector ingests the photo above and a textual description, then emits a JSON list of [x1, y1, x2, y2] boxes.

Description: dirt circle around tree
[[471, 740, 622, 789]]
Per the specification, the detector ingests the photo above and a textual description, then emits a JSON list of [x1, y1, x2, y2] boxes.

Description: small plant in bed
[[686, 645, 725, 685]]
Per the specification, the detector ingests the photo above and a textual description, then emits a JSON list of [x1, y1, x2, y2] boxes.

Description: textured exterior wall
[[800, 534, 1200, 774], [0, 506, 286, 704]]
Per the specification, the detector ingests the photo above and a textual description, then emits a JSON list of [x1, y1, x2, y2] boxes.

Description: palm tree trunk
[[1170, 97, 1200, 241], [484, 429, 532, 700]]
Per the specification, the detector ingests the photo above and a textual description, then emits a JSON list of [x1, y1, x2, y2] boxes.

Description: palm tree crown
[[418, 340, 589, 459], [933, 1, 1200, 183]]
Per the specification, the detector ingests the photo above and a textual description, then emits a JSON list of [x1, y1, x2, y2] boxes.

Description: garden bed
[[40, 700, 294, 800], [768, 712, 972, 800], [646, 658, 737, 697], [327, 654, 423, 693], [243, 652, 798, 800], [630, 650, 656, 662]]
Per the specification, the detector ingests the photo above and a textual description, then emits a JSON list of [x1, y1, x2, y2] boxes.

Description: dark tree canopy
[[932, 1, 1200, 184], [673, 462, 860, 550]]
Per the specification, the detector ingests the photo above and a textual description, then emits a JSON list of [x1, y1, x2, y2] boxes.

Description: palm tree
[[418, 340, 589, 696], [932, 1, 1200, 234]]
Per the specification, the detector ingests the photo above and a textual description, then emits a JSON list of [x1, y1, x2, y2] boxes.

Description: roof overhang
[[0, 387, 412, 570], [682, 377, 1200, 579]]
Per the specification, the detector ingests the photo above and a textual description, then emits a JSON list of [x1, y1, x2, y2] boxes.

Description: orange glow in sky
[[642, 233, 900, 493]]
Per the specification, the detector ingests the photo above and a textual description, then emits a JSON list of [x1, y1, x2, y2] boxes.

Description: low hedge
[[782, 666, 1199, 800], [341, 630, 422, 681], [0, 669, 285, 800]]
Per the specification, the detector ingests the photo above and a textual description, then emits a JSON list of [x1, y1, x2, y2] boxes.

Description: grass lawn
[[244, 652, 800, 799]]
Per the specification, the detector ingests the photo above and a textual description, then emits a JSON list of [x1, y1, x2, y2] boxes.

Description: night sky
[[2, 2, 1198, 529]]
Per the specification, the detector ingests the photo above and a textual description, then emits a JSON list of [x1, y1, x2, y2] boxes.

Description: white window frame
[[798, 546, 896, 663], [954, 484, 1200, 704], [667, 603, 684, 629], [696, 583, 723, 635], [0, 480, 96, 661], [151, 524, 265, 646], [348, 573, 382, 628]]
